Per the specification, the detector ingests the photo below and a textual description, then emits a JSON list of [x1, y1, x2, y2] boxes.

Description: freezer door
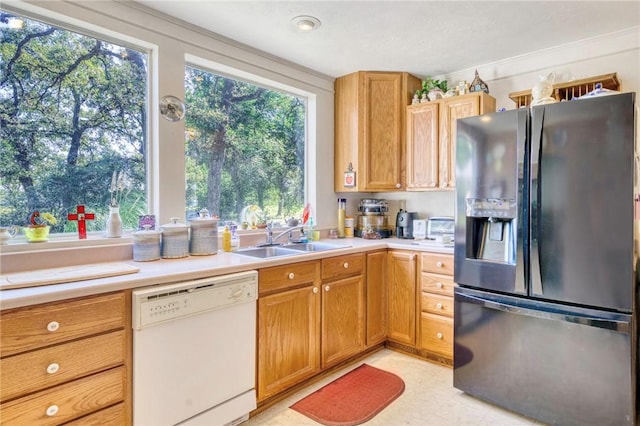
[[529, 93, 635, 311], [454, 287, 634, 426]]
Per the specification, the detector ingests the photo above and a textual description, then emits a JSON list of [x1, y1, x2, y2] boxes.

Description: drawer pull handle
[[288, 273, 295, 280], [325, 285, 330, 292], [343, 262, 349, 269], [47, 321, 60, 332], [47, 363, 60, 374], [436, 332, 443, 339], [313, 287, 319, 294], [46, 405, 59, 417], [436, 261, 443, 267], [436, 282, 443, 288], [436, 303, 443, 309]]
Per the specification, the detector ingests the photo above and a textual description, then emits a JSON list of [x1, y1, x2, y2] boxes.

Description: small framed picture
[[344, 171, 356, 188]]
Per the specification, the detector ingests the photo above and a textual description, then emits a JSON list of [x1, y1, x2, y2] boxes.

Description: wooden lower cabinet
[[366, 250, 387, 346], [257, 262, 321, 402], [0, 291, 131, 424], [387, 250, 417, 346]]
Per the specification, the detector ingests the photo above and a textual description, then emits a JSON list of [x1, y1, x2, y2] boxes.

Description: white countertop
[[0, 237, 453, 310]]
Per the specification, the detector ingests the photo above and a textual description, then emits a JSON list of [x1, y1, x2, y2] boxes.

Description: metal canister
[[133, 225, 161, 262], [189, 209, 218, 255], [161, 217, 189, 258]]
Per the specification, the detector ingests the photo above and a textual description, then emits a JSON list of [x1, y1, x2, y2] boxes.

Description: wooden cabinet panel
[[0, 366, 125, 425], [366, 251, 387, 346], [321, 253, 364, 281], [420, 272, 455, 297], [421, 293, 454, 318], [259, 261, 320, 295], [257, 285, 320, 401], [0, 292, 125, 357], [321, 275, 365, 368], [334, 71, 421, 192], [64, 402, 126, 426], [1, 330, 125, 401], [420, 252, 454, 275], [387, 251, 417, 346], [406, 102, 439, 190], [420, 313, 453, 358]]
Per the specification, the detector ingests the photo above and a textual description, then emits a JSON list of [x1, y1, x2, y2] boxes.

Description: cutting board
[[0, 262, 140, 290]]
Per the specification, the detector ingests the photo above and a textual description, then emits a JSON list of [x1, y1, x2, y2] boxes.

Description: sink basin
[[284, 242, 344, 252], [234, 246, 299, 258]]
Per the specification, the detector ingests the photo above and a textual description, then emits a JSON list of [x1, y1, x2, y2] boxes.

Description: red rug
[[290, 364, 405, 426]]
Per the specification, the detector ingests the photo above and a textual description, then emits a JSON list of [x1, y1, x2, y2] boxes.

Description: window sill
[[0, 233, 134, 255]]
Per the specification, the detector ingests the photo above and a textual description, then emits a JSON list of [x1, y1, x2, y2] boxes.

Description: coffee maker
[[396, 210, 418, 239]]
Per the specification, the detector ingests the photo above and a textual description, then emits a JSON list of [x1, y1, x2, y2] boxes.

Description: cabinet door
[[406, 103, 439, 190], [366, 251, 387, 346], [321, 275, 365, 368], [257, 285, 320, 401], [387, 251, 417, 346], [363, 72, 405, 191]]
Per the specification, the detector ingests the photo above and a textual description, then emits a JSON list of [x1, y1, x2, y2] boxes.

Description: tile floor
[[245, 349, 546, 426]]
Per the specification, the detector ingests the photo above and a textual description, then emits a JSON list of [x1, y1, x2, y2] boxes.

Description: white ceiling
[[133, 1, 640, 79]]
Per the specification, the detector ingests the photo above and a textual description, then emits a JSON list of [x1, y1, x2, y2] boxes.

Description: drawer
[[259, 261, 320, 294], [421, 273, 455, 297], [420, 252, 453, 275], [64, 402, 126, 426], [321, 253, 365, 281], [0, 366, 125, 425], [1, 292, 126, 357], [1, 330, 125, 401], [421, 293, 453, 318], [420, 313, 453, 357]]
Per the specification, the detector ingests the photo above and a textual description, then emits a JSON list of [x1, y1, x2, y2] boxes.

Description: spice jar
[[189, 209, 218, 255], [133, 225, 161, 262], [161, 217, 189, 258]]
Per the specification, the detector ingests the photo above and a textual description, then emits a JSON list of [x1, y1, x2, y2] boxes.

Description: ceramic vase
[[106, 206, 122, 238]]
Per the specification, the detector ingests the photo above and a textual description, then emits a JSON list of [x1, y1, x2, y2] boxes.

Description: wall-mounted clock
[[159, 95, 186, 122]]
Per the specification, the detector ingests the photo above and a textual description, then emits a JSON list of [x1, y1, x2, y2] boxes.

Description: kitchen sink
[[233, 242, 345, 258]]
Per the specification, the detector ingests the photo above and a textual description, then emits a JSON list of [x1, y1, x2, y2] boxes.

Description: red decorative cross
[[67, 205, 95, 239]]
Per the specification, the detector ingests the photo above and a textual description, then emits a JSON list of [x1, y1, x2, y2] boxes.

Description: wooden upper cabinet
[[438, 92, 495, 189], [406, 92, 495, 191], [334, 71, 421, 192], [406, 102, 439, 190]]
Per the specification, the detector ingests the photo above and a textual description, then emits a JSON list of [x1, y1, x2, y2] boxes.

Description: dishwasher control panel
[[132, 270, 257, 330]]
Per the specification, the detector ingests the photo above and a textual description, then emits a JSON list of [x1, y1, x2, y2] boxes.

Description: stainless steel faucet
[[258, 222, 306, 247]]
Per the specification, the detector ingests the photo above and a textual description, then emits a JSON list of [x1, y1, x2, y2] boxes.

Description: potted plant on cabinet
[[415, 77, 449, 102]]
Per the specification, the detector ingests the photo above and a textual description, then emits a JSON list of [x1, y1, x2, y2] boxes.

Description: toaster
[[427, 216, 454, 240]]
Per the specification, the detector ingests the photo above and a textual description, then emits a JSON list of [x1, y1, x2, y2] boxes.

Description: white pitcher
[[0, 225, 19, 245]]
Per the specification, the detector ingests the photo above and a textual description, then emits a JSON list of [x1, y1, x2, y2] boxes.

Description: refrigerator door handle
[[530, 108, 544, 296], [458, 292, 630, 334]]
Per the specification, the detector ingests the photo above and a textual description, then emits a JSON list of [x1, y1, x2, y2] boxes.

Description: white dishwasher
[[132, 270, 257, 426]]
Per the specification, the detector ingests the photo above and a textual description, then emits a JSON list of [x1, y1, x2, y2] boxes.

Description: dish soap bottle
[[222, 225, 232, 252], [230, 224, 240, 251]]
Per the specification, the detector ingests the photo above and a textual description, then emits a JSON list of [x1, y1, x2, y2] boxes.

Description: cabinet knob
[[46, 363, 60, 374], [436, 261, 443, 268], [324, 285, 330, 292], [46, 405, 59, 417], [288, 272, 295, 280], [47, 321, 59, 332], [436, 332, 443, 339], [396, 183, 402, 188], [436, 303, 443, 309], [343, 262, 349, 269], [436, 282, 443, 288], [441, 182, 448, 188], [313, 287, 319, 294]]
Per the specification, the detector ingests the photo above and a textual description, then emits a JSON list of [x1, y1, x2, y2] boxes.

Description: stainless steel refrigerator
[[453, 92, 638, 426]]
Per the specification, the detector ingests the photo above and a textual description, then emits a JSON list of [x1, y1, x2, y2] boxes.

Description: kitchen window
[[0, 11, 148, 235], [184, 66, 306, 225]]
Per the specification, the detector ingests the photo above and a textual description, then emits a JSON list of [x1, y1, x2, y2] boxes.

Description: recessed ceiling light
[[291, 15, 321, 32]]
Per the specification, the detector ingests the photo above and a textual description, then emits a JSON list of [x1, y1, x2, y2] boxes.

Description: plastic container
[[133, 225, 161, 262], [189, 208, 218, 255], [161, 217, 189, 258], [230, 224, 240, 251], [345, 216, 354, 238]]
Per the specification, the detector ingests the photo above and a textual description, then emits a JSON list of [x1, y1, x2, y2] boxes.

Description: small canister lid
[[161, 217, 189, 234], [133, 224, 161, 242], [189, 208, 218, 228]]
